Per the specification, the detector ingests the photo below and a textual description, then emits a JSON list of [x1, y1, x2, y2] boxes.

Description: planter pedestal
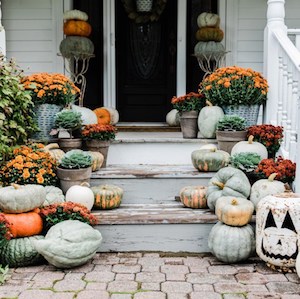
[[85, 140, 110, 168], [180, 111, 199, 139]]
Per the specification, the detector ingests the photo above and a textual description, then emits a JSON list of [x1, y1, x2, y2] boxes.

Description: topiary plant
[[59, 149, 92, 169], [230, 152, 261, 173], [216, 115, 246, 131]]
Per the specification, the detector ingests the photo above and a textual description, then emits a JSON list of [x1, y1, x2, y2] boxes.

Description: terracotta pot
[[58, 138, 82, 152], [216, 130, 247, 154], [85, 140, 110, 168], [180, 111, 199, 139]]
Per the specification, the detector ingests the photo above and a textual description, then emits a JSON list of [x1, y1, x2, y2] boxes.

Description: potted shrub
[[81, 124, 117, 167], [171, 92, 206, 138], [215, 115, 247, 153], [56, 150, 92, 193], [200, 66, 268, 126]]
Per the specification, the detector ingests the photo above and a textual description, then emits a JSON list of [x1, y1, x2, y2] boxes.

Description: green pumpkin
[[206, 167, 251, 210], [191, 148, 230, 172], [91, 185, 123, 210], [33, 220, 102, 269], [0, 236, 45, 267], [194, 41, 225, 55], [208, 221, 255, 263], [60, 36, 94, 59], [43, 186, 65, 206]]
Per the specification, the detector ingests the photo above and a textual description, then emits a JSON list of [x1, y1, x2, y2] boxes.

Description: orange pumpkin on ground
[[93, 107, 111, 125], [4, 210, 43, 238], [180, 186, 208, 209], [63, 20, 92, 37]]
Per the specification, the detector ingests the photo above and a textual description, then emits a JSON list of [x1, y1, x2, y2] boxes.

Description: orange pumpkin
[[195, 27, 224, 42], [4, 210, 43, 238], [63, 20, 92, 37], [93, 108, 111, 125], [179, 186, 208, 209]]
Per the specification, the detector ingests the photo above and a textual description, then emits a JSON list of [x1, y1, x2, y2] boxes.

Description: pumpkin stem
[[80, 182, 91, 187], [206, 100, 213, 107], [268, 173, 277, 182], [11, 183, 20, 190], [210, 148, 217, 152], [231, 198, 238, 205], [212, 181, 225, 190], [284, 183, 293, 193], [248, 135, 254, 144]]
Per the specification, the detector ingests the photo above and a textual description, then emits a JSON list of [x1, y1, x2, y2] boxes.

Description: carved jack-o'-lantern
[[256, 193, 300, 269]]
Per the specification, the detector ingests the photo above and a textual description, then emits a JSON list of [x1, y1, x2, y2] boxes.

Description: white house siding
[[2, 0, 66, 74]]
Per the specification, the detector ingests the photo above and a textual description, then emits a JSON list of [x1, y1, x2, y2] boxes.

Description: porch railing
[[264, 0, 300, 191]]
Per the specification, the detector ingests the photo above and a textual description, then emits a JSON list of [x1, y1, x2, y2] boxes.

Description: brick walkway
[[0, 253, 300, 299]]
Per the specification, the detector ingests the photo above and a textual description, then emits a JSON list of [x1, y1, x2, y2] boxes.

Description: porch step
[[116, 122, 181, 132]]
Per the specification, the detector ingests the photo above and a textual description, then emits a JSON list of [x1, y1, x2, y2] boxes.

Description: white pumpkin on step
[[166, 109, 180, 126], [65, 183, 95, 210], [72, 105, 98, 125]]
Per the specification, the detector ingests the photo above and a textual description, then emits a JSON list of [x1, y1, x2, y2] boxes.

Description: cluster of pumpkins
[[60, 9, 94, 59]]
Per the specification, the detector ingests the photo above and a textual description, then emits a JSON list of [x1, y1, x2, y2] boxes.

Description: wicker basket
[[222, 105, 260, 127], [33, 104, 62, 142]]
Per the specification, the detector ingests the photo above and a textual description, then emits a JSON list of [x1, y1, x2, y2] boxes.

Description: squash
[[4, 211, 43, 238], [93, 107, 111, 125], [102, 107, 119, 125], [206, 167, 251, 210], [42, 143, 65, 162], [0, 236, 45, 267], [63, 9, 88, 21], [91, 184, 123, 210], [198, 101, 224, 138], [43, 186, 65, 206], [215, 196, 254, 226], [166, 109, 180, 126], [33, 220, 102, 268], [65, 183, 95, 210], [191, 148, 230, 172], [60, 36, 94, 59], [208, 221, 255, 263], [250, 173, 286, 210], [71, 105, 98, 125], [179, 186, 207, 209], [231, 135, 268, 160], [196, 27, 224, 42], [63, 20, 92, 37], [194, 41, 225, 55], [0, 184, 46, 213], [85, 151, 104, 171], [197, 12, 220, 28]]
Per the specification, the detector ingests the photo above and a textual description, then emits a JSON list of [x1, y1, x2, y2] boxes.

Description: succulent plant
[[216, 115, 246, 131], [59, 149, 92, 169], [230, 152, 261, 173], [54, 110, 83, 131]]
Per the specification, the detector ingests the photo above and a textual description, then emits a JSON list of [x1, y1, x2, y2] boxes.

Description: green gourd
[[208, 221, 255, 263], [0, 236, 45, 267], [0, 184, 46, 213], [33, 220, 102, 269], [43, 186, 65, 206], [206, 167, 251, 210], [179, 186, 207, 209], [91, 185, 123, 210], [60, 36, 94, 59], [194, 41, 225, 55]]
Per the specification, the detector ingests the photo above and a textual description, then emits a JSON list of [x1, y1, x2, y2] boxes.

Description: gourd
[[196, 27, 224, 42], [91, 184, 123, 209], [86, 151, 104, 171], [206, 167, 251, 210], [42, 143, 65, 162], [208, 221, 255, 263], [4, 211, 43, 238], [60, 36, 94, 59], [198, 101, 224, 138], [197, 12, 220, 28], [63, 20, 92, 37], [93, 107, 119, 125], [0, 236, 45, 267], [194, 41, 225, 55], [65, 183, 95, 210], [0, 184, 46, 213], [166, 109, 180, 126], [191, 148, 230, 172], [43, 186, 65, 206], [250, 173, 286, 210], [179, 186, 207, 209], [63, 9, 88, 21], [72, 105, 98, 125], [215, 196, 254, 226], [33, 220, 102, 268], [231, 135, 268, 160]]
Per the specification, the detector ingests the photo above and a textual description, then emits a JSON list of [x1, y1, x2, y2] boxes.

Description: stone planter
[[85, 140, 110, 168], [58, 138, 82, 153], [56, 166, 92, 194], [180, 111, 199, 139], [216, 130, 247, 154]]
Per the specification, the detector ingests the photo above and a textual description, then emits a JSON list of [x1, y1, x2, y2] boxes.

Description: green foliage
[[0, 265, 9, 285], [230, 152, 261, 172], [59, 149, 92, 169], [216, 115, 246, 131], [54, 110, 83, 131]]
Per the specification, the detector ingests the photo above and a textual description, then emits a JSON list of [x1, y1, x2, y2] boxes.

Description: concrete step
[[116, 122, 181, 132], [90, 164, 214, 205]]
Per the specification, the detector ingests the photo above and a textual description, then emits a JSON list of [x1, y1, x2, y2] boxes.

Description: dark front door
[[115, 1, 177, 122]]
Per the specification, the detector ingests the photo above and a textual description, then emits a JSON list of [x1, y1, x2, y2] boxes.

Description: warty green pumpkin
[[180, 186, 207, 209], [91, 184, 123, 209], [60, 36, 94, 59], [194, 41, 225, 55]]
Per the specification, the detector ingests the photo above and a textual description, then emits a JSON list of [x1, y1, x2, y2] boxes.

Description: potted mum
[[171, 92, 205, 138], [82, 124, 117, 167], [21, 73, 80, 141], [200, 66, 268, 126]]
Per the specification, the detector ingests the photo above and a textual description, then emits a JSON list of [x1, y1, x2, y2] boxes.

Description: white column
[[0, 1, 6, 56]]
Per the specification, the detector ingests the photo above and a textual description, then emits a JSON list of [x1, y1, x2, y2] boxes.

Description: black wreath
[[122, 0, 167, 23]]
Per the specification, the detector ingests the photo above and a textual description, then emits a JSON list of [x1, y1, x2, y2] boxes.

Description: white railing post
[[0, 1, 6, 56]]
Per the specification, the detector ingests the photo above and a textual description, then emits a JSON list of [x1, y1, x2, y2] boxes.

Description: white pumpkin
[[197, 12, 220, 28], [198, 101, 224, 138], [199, 143, 218, 150], [250, 173, 286, 210], [296, 254, 300, 278], [231, 135, 268, 160], [71, 105, 98, 125], [43, 186, 65, 206], [63, 9, 88, 21], [102, 107, 119, 125], [166, 109, 180, 126], [65, 183, 95, 210]]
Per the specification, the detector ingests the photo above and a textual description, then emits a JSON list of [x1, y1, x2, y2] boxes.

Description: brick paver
[[1, 252, 300, 299]]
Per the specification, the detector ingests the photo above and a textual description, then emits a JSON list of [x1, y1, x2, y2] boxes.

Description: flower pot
[[58, 138, 82, 153], [180, 111, 199, 139], [56, 166, 92, 194], [216, 130, 247, 154], [85, 140, 110, 168]]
